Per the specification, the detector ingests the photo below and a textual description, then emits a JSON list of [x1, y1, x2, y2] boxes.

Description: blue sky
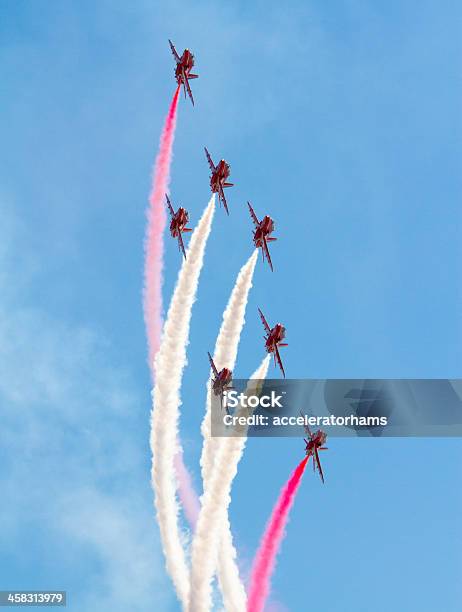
[[1, 1, 461, 610]]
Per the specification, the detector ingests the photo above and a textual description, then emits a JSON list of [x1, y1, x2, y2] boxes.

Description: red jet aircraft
[[248, 202, 277, 271], [208, 352, 233, 413], [204, 147, 233, 214], [166, 194, 192, 259], [258, 308, 288, 377], [169, 39, 198, 106], [300, 413, 328, 483]]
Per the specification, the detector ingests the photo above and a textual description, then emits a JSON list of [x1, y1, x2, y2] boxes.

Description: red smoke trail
[[144, 85, 180, 369], [143, 86, 200, 527], [247, 456, 309, 612], [174, 449, 200, 528]]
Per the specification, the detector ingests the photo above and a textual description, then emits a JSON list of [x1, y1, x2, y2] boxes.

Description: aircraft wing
[[177, 231, 187, 259], [182, 69, 195, 106], [219, 186, 230, 215], [258, 308, 271, 334], [247, 202, 260, 226], [274, 345, 286, 378], [262, 236, 274, 271], [313, 447, 325, 483], [165, 194, 175, 218], [204, 147, 216, 172], [207, 352, 219, 378], [169, 39, 181, 62]]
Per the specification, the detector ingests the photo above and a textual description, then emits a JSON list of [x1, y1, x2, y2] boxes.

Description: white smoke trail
[[151, 196, 215, 608], [200, 250, 258, 482], [215, 356, 271, 612], [190, 356, 270, 612], [189, 250, 259, 612]]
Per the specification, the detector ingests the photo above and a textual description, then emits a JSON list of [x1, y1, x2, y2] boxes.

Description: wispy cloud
[[0, 201, 173, 611]]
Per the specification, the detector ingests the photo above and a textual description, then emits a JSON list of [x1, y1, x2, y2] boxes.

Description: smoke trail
[[214, 356, 270, 612], [189, 357, 269, 612], [143, 85, 180, 370], [151, 197, 215, 608], [200, 250, 259, 484], [173, 451, 201, 530], [246, 456, 309, 612], [142, 86, 200, 530], [188, 251, 259, 612]]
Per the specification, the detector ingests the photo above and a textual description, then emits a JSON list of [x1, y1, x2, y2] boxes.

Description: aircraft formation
[[168, 40, 327, 480]]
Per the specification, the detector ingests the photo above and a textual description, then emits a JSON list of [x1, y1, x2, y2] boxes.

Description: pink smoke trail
[[247, 456, 309, 612], [173, 450, 200, 529], [143, 85, 200, 527], [143, 85, 180, 369]]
